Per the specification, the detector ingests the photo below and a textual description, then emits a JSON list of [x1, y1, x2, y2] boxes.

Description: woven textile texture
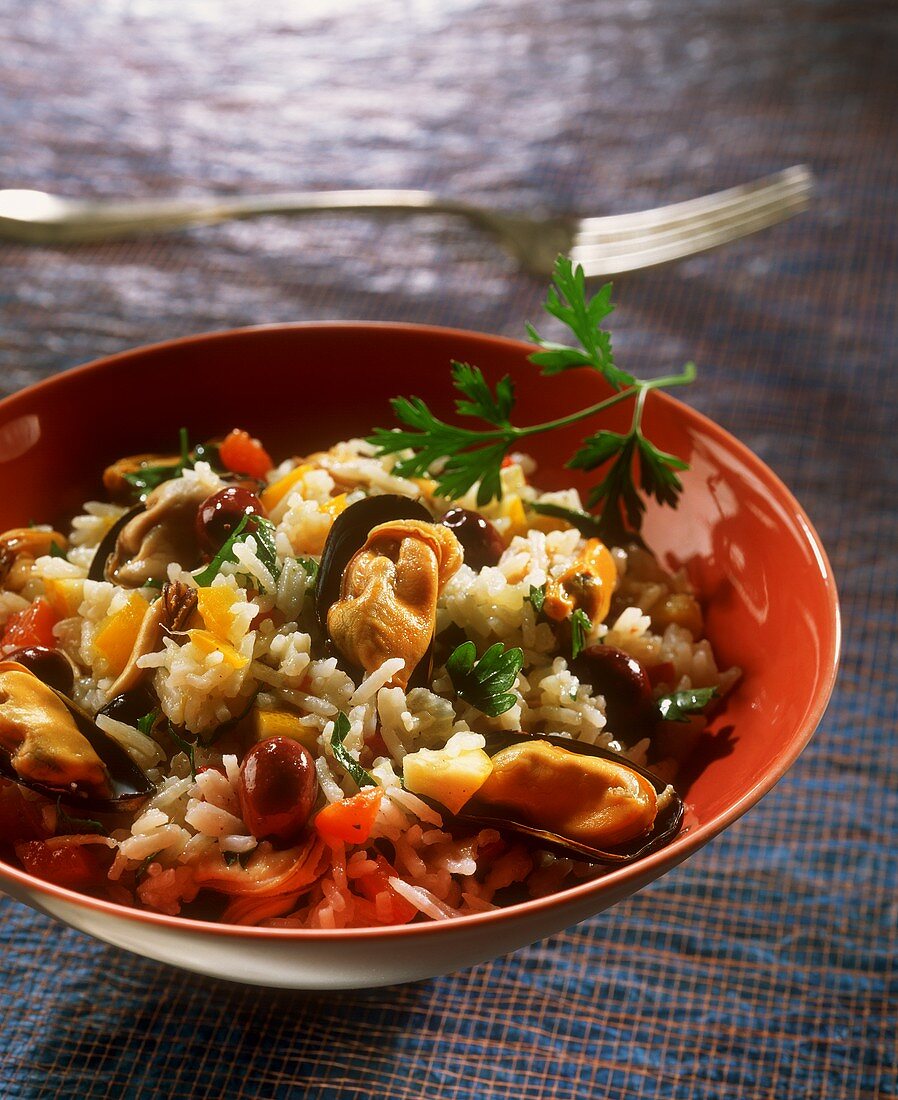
[[0, 1, 895, 1097]]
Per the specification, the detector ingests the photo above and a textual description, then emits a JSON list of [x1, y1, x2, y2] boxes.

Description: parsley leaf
[[368, 371, 515, 507], [656, 686, 718, 722], [331, 712, 376, 789], [447, 640, 523, 718], [49, 541, 67, 559], [570, 608, 592, 660], [451, 361, 515, 425], [526, 258, 634, 390]]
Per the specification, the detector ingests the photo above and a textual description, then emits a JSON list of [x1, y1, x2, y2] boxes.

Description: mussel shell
[[457, 731, 684, 865], [87, 504, 143, 582], [316, 493, 434, 688], [0, 662, 154, 811]]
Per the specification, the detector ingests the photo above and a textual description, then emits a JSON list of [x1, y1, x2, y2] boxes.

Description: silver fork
[[0, 166, 812, 277]]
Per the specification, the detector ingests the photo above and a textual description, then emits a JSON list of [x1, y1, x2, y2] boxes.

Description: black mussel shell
[[98, 683, 159, 728], [5, 646, 77, 697], [316, 493, 434, 688], [456, 731, 684, 865], [0, 663, 154, 811], [87, 504, 143, 582]]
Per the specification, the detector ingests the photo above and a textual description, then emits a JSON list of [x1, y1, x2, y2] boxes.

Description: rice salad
[[0, 430, 739, 928]]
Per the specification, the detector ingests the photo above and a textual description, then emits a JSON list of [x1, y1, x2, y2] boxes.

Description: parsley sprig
[[368, 256, 695, 538], [446, 641, 523, 718]]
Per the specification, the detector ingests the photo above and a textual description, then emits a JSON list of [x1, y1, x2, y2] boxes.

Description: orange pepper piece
[[314, 787, 384, 845]]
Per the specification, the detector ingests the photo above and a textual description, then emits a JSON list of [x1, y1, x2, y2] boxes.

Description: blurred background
[[1, 2, 895, 1098]]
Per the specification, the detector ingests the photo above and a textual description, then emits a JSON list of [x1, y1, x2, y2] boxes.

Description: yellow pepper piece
[[43, 577, 84, 618], [259, 464, 312, 512], [188, 629, 249, 670], [196, 585, 238, 643], [94, 592, 150, 676], [504, 496, 528, 540], [321, 493, 348, 518], [235, 707, 319, 752]]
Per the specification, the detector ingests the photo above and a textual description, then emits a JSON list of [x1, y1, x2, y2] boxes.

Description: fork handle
[[5, 189, 503, 245]]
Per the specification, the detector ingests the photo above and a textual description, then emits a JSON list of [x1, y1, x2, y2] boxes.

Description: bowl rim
[[0, 320, 842, 941]]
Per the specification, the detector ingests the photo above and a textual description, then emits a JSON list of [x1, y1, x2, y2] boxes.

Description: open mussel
[[0, 660, 154, 811], [316, 494, 432, 630], [453, 731, 683, 865], [317, 494, 462, 690], [88, 504, 143, 582]]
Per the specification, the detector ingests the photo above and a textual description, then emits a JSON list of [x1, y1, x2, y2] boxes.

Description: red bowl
[[0, 324, 840, 987]]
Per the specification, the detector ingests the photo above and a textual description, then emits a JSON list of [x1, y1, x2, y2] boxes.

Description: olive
[[438, 508, 505, 571], [571, 645, 655, 746], [238, 736, 317, 843], [6, 646, 75, 696], [196, 486, 264, 556], [99, 683, 159, 728]]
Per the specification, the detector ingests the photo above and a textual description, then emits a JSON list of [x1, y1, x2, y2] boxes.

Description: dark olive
[[438, 508, 505, 571], [238, 737, 317, 843], [196, 486, 264, 556], [571, 645, 655, 746], [98, 683, 159, 728], [6, 646, 75, 696]]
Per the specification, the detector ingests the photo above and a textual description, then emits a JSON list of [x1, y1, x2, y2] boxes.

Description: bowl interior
[[0, 323, 839, 922]]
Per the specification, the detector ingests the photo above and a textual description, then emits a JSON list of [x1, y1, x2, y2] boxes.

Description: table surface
[[1, 1, 896, 1097]]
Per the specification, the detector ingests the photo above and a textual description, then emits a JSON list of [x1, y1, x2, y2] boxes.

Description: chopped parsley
[[656, 686, 718, 723], [527, 583, 546, 616], [570, 608, 592, 660], [331, 712, 376, 789], [446, 640, 523, 718]]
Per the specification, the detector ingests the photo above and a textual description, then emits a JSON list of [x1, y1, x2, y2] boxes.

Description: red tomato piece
[[15, 840, 111, 888], [219, 429, 273, 480], [1, 598, 59, 651]]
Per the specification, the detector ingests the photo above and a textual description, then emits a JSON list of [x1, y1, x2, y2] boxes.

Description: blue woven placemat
[[1, 1, 896, 1097]]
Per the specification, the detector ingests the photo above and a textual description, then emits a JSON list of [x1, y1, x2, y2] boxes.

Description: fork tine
[[573, 166, 811, 245], [571, 181, 810, 258], [570, 187, 810, 277], [572, 167, 812, 251]]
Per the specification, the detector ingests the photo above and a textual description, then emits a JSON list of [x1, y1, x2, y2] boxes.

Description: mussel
[[88, 505, 142, 582], [89, 477, 210, 588], [314, 492, 460, 686], [452, 732, 683, 865], [0, 661, 154, 811], [316, 494, 432, 631]]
